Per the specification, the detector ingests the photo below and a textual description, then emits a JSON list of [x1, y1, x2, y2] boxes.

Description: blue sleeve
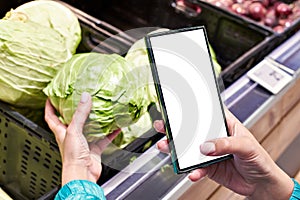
[[290, 179, 300, 200], [55, 180, 106, 200]]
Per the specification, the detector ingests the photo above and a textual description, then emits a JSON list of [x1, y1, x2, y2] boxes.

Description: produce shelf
[[1, 0, 298, 199]]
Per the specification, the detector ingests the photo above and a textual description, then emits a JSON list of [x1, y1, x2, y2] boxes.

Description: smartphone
[[145, 26, 232, 174]]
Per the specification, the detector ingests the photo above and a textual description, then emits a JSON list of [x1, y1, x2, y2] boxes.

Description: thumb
[[200, 133, 256, 159], [68, 92, 92, 136]]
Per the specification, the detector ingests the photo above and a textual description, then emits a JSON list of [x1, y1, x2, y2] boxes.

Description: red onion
[[264, 9, 278, 27], [275, 2, 292, 18], [273, 25, 285, 33], [248, 2, 267, 21], [231, 3, 248, 15]]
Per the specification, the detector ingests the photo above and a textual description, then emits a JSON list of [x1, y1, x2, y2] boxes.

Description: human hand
[[154, 109, 294, 199], [45, 92, 121, 186]]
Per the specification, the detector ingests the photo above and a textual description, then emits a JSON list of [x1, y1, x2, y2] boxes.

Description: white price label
[[247, 59, 293, 94]]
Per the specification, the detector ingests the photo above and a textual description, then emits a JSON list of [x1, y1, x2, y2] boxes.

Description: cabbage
[[125, 28, 222, 76], [111, 112, 153, 149], [0, 0, 81, 108], [4, 0, 81, 54], [0, 19, 71, 108], [125, 28, 169, 112], [209, 44, 222, 76], [125, 28, 169, 70], [43, 52, 155, 142]]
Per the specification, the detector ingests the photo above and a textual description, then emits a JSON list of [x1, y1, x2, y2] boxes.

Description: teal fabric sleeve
[[290, 179, 300, 200], [55, 180, 106, 200]]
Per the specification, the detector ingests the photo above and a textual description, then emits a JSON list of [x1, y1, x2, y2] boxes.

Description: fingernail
[[80, 92, 90, 103], [155, 142, 160, 150], [200, 142, 216, 155]]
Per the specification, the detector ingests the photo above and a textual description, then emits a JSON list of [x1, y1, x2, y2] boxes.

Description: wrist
[[61, 164, 96, 186], [249, 164, 294, 200]]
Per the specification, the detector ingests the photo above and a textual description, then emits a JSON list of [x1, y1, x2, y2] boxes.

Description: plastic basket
[[0, 101, 61, 200]]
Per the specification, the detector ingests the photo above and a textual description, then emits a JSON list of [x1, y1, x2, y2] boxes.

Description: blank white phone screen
[[149, 28, 228, 170]]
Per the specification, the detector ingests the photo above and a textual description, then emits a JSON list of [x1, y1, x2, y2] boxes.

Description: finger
[[107, 128, 122, 142], [224, 108, 250, 138], [200, 134, 256, 159], [68, 92, 92, 136], [188, 169, 208, 182], [153, 120, 165, 133], [156, 139, 169, 154], [44, 99, 67, 145], [224, 108, 239, 136], [224, 106, 239, 123], [93, 128, 122, 154]]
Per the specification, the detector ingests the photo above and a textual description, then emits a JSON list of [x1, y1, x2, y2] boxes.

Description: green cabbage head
[[4, 0, 81, 54], [0, 19, 72, 108], [125, 28, 222, 76], [43, 52, 155, 142], [0, 0, 81, 108]]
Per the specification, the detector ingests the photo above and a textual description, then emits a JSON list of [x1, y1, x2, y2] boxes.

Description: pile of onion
[[202, 0, 300, 33]]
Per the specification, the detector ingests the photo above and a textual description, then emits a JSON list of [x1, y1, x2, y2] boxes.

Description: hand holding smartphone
[[145, 26, 232, 174]]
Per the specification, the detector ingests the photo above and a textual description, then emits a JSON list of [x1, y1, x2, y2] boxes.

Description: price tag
[[247, 59, 293, 94]]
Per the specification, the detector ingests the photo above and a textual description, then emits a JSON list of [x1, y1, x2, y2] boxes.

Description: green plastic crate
[[0, 101, 61, 199]]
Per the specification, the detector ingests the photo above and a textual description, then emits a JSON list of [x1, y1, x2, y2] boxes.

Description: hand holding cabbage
[[43, 53, 155, 144]]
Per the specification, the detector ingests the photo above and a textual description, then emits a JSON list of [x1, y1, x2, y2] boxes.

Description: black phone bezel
[[145, 26, 232, 174]]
